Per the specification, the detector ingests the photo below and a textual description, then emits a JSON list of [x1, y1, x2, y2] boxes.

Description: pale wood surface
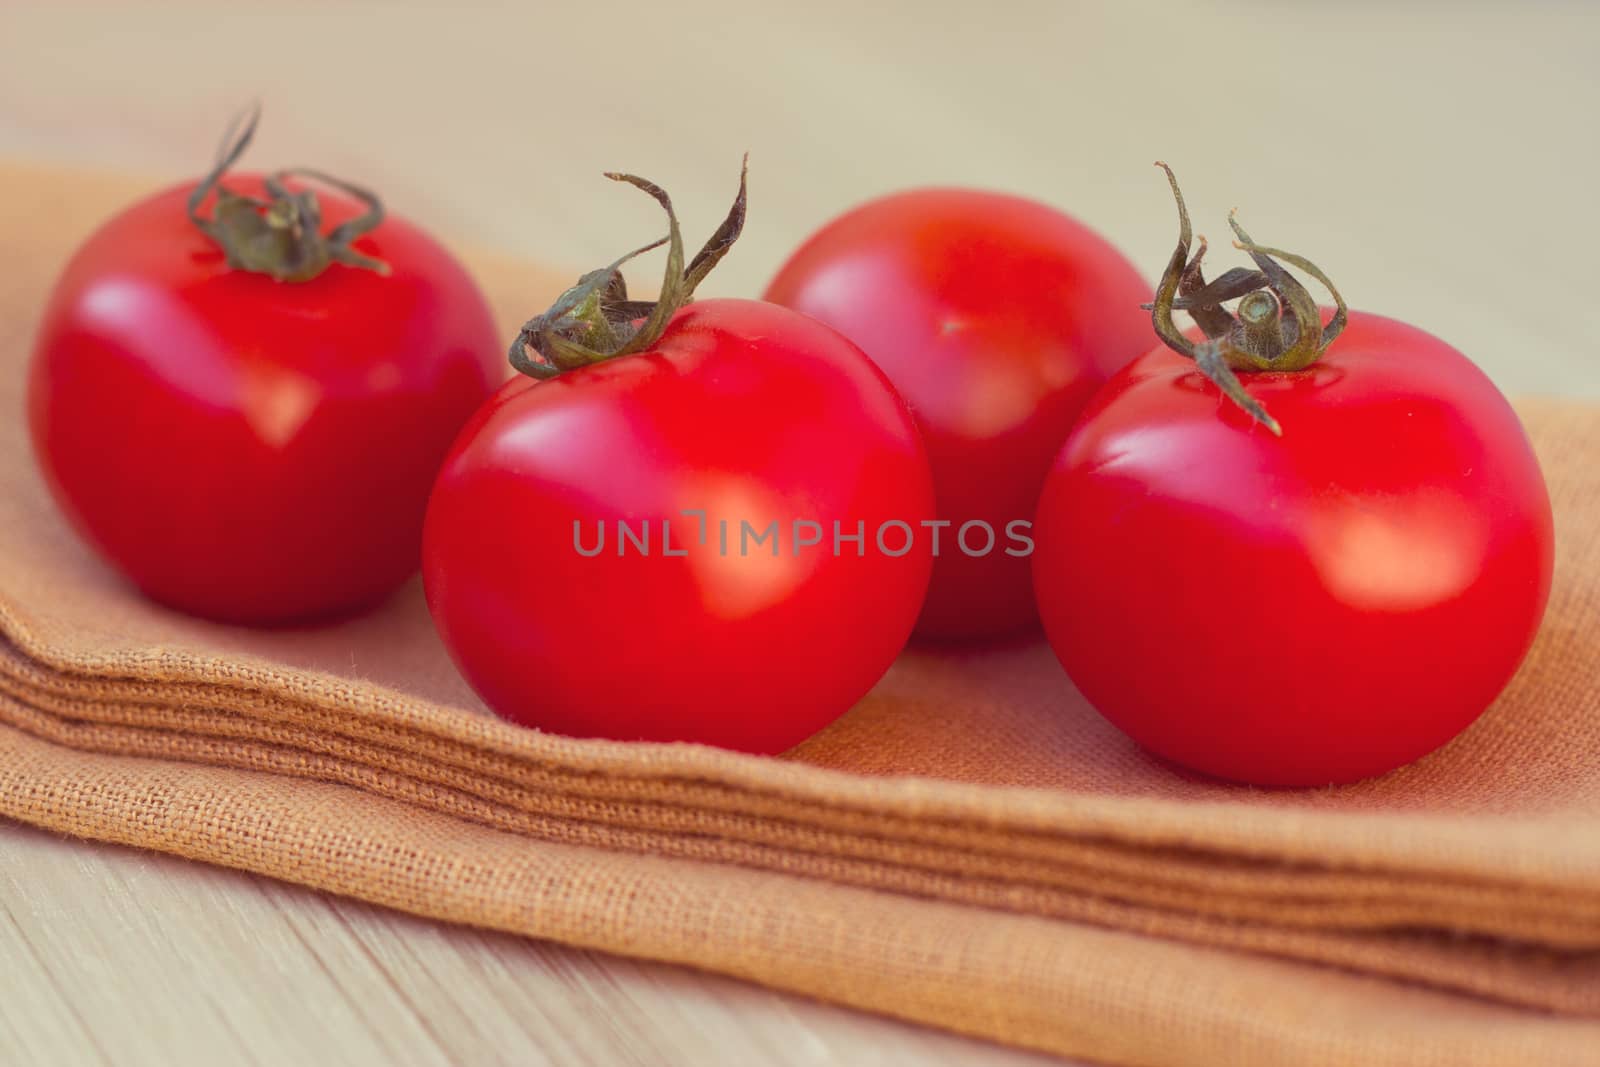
[[1, 1, 1596, 1064], [0, 820, 1055, 1066]]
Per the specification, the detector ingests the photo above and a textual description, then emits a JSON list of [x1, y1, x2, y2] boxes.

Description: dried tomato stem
[[1148, 163, 1350, 435], [509, 157, 749, 380], [1236, 290, 1284, 358], [187, 104, 390, 283]]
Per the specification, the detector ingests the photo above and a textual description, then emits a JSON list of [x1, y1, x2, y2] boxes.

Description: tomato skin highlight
[[27, 177, 501, 625], [1032, 311, 1554, 787], [423, 298, 935, 754], [764, 189, 1151, 641]]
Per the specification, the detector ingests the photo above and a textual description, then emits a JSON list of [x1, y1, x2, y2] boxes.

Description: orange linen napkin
[[2, 163, 1597, 1067]]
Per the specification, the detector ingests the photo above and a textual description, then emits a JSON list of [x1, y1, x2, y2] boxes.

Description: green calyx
[[508, 158, 748, 380], [1145, 162, 1349, 436], [186, 104, 390, 283]]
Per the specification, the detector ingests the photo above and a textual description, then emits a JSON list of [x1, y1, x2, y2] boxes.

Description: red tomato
[[424, 297, 934, 753], [1033, 310, 1554, 786], [764, 189, 1151, 640], [29, 174, 500, 624]]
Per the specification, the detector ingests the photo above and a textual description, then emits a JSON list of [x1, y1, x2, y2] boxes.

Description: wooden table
[[2, 2, 1595, 1062]]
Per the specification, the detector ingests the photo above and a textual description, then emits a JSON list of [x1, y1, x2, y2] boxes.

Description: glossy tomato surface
[[765, 189, 1150, 640], [29, 176, 500, 624], [423, 298, 935, 754], [1032, 311, 1554, 786]]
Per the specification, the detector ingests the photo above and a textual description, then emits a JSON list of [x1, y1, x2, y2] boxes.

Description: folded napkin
[[2, 163, 1596, 1067]]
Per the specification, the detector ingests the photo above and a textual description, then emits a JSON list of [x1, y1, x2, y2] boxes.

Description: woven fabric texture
[[2, 164, 1597, 1066]]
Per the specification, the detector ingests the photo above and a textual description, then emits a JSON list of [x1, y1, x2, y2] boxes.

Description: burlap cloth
[[2, 162, 1597, 1066]]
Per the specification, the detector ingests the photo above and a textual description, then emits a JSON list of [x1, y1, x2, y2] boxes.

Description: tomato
[[423, 172, 934, 753], [1032, 169, 1553, 786], [424, 300, 934, 753], [764, 189, 1151, 640], [29, 113, 499, 625]]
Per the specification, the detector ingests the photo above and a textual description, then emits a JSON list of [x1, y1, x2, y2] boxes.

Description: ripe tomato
[[29, 112, 499, 625], [764, 189, 1151, 640], [1032, 169, 1553, 786], [424, 171, 933, 753]]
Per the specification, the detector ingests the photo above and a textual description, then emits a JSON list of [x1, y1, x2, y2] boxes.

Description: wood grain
[[0, 0, 1596, 1063], [0, 820, 1055, 1066]]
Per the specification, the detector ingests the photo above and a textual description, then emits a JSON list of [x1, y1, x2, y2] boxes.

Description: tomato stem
[[186, 104, 391, 283], [1145, 162, 1349, 435], [1236, 290, 1283, 355], [509, 159, 749, 380]]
